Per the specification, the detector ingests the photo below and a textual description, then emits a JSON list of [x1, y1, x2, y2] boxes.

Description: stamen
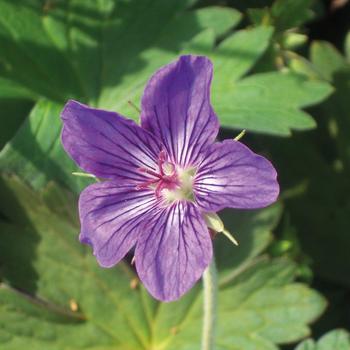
[[135, 150, 184, 198], [234, 129, 246, 141], [135, 178, 159, 190], [128, 100, 141, 114], [158, 149, 167, 176], [138, 167, 162, 179]]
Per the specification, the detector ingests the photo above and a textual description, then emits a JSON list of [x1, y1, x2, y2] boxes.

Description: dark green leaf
[[271, 0, 314, 31], [0, 99, 33, 149]]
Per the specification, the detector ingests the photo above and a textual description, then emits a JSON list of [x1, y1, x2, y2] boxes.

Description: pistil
[[136, 151, 179, 197], [136, 151, 196, 203]]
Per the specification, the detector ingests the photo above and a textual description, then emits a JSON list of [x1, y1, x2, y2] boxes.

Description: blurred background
[[0, 0, 349, 349]]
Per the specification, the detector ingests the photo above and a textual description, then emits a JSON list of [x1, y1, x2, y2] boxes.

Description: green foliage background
[[0, 0, 349, 349]]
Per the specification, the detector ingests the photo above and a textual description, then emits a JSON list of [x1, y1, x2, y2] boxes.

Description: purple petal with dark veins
[[135, 201, 212, 302], [79, 181, 159, 267], [61, 100, 162, 181], [140, 55, 219, 168], [194, 140, 279, 212]]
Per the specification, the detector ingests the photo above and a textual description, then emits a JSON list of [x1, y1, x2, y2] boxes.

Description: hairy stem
[[201, 258, 217, 350]]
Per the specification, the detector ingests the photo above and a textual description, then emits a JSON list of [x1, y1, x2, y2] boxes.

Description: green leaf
[[295, 329, 350, 350], [0, 99, 33, 150], [267, 37, 350, 286], [345, 31, 350, 61], [271, 0, 314, 31], [1, 24, 332, 194], [184, 26, 332, 135], [0, 0, 242, 192], [0, 1, 334, 195], [216, 204, 282, 284], [0, 99, 92, 193], [0, 77, 37, 99], [213, 71, 332, 135], [247, 0, 314, 31], [212, 26, 274, 83], [0, 0, 240, 105], [0, 176, 326, 350], [310, 41, 347, 81]]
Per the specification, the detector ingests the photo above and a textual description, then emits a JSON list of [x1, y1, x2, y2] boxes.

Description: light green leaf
[[0, 176, 327, 350], [212, 26, 273, 83], [184, 26, 332, 135], [311, 41, 347, 81], [213, 71, 332, 135], [185, 26, 333, 136], [188, 6, 242, 37], [295, 329, 350, 350]]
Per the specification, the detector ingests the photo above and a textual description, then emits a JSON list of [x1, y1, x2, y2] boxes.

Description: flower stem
[[201, 258, 217, 350]]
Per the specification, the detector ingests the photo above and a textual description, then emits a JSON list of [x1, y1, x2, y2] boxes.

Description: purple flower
[[61, 55, 279, 302]]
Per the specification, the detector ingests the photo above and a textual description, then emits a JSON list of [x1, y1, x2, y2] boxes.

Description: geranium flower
[[61, 55, 279, 302]]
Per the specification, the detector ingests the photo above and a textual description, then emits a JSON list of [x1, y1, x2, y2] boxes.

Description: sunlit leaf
[[0, 1, 333, 197], [0, 0, 241, 191], [212, 70, 331, 135]]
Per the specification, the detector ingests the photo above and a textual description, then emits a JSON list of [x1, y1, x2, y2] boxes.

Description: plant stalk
[[201, 258, 217, 350]]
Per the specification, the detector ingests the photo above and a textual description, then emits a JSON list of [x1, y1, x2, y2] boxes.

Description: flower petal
[[140, 55, 219, 167], [135, 201, 212, 302], [194, 140, 279, 211], [61, 100, 162, 181], [79, 181, 159, 267]]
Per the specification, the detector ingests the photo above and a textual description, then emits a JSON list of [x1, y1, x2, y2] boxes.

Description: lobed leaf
[[0, 1, 334, 199], [0, 176, 327, 350], [295, 329, 350, 350]]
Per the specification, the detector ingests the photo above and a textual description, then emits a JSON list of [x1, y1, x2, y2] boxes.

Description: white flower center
[[162, 167, 196, 203]]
